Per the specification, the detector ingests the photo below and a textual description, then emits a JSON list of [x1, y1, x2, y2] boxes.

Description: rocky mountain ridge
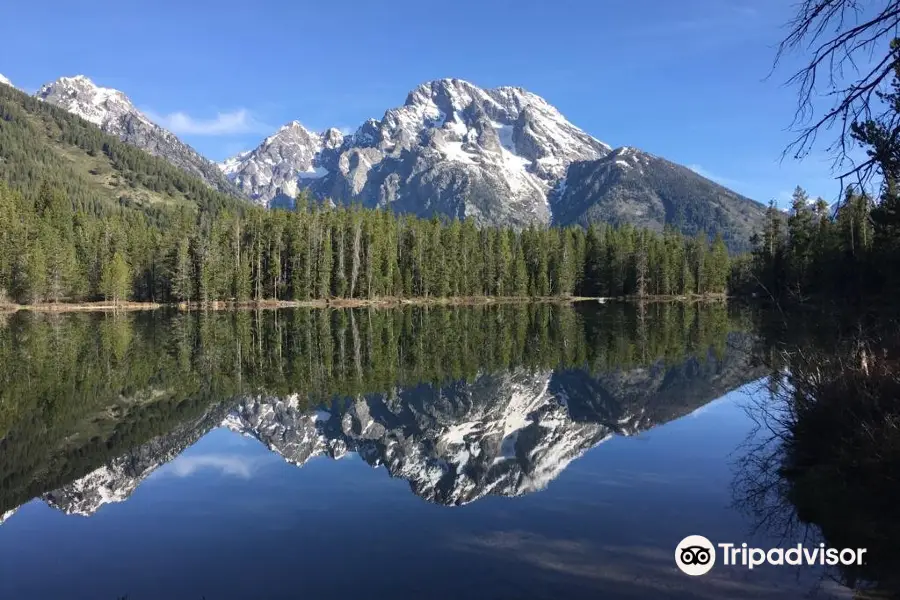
[[222, 78, 612, 226], [220, 78, 765, 246], [35, 75, 242, 196], [22, 72, 765, 249], [550, 147, 766, 252]]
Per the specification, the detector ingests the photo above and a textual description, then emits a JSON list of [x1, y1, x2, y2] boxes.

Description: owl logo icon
[[675, 535, 716, 576]]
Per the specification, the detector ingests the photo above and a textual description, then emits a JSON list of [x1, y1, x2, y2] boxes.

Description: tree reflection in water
[[734, 310, 900, 599]]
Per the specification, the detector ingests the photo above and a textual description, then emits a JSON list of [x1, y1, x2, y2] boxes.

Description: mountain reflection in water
[[0, 303, 759, 520]]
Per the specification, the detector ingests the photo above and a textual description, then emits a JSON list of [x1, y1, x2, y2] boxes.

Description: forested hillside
[[551, 148, 767, 253], [0, 82, 243, 219], [0, 80, 734, 305]]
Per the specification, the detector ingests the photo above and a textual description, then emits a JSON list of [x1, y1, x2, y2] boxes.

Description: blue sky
[[1, 0, 848, 205]]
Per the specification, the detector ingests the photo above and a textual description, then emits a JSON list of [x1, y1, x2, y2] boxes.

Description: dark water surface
[[0, 304, 858, 599]]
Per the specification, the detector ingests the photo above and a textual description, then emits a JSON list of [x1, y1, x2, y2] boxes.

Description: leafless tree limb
[[775, 0, 900, 194]]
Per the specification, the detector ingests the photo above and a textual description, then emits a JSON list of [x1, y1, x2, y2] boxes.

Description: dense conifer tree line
[[731, 185, 900, 300], [0, 183, 731, 304]]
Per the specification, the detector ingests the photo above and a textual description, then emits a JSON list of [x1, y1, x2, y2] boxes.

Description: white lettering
[[748, 548, 766, 569], [838, 549, 856, 565], [718, 543, 734, 566], [678, 538, 868, 573]]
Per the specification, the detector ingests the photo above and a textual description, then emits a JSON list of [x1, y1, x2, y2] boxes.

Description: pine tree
[[170, 237, 193, 302], [16, 245, 47, 304], [100, 252, 131, 305]]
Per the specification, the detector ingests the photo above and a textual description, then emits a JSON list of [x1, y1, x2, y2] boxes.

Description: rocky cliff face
[[220, 122, 343, 207], [36, 75, 243, 197], [221, 78, 765, 243], [221, 78, 611, 225]]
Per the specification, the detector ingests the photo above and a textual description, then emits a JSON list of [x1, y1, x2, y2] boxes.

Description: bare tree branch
[[775, 0, 900, 194]]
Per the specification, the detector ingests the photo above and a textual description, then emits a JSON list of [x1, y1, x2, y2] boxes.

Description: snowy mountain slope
[[0, 73, 13, 88], [36, 75, 243, 197], [221, 77, 765, 241], [227, 370, 615, 506], [221, 78, 610, 222], [219, 121, 343, 206]]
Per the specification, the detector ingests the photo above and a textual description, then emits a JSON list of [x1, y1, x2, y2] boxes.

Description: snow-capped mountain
[[220, 121, 344, 206], [227, 370, 615, 505], [36, 75, 242, 196], [0, 73, 13, 88], [220, 77, 765, 242], [16, 72, 766, 240], [221, 78, 611, 224]]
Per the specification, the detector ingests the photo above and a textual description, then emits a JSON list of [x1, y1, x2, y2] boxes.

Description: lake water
[[0, 304, 863, 599]]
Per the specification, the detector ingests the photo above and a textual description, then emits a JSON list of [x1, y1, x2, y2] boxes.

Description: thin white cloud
[[688, 164, 743, 188], [164, 453, 257, 479], [144, 108, 270, 136]]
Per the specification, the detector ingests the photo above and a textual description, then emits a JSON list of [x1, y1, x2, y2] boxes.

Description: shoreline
[[0, 294, 728, 314]]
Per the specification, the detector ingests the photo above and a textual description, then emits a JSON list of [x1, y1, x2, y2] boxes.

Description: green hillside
[[0, 82, 244, 220]]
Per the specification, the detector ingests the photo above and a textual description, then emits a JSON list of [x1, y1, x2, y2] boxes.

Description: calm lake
[[0, 303, 863, 599]]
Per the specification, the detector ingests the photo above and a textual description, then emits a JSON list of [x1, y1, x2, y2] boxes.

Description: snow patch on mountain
[[0, 507, 18, 525], [37, 75, 148, 128], [220, 78, 610, 221], [218, 121, 340, 206]]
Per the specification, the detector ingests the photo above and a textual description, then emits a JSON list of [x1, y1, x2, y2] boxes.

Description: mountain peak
[[37, 75, 139, 127], [61, 74, 95, 85], [0, 73, 13, 88], [405, 77, 483, 104], [221, 120, 332, 201], [222, 78, 611, 213], [281, 119, 309, 132], [36, 75, 244, 197], [259, 121, 324, 147]]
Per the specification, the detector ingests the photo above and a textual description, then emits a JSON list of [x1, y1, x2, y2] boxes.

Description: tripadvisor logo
[[675, 535, 716, 576], [674, 535, 867, 576]]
